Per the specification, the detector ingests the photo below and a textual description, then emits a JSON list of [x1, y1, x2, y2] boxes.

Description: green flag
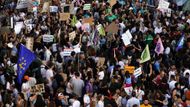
[[71, 15, 77, 27], [140, 45, 151, 63]]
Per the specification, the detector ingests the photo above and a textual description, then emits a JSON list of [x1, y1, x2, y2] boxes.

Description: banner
[[43, 34, 54, 42], [30, 84, 45, 94]]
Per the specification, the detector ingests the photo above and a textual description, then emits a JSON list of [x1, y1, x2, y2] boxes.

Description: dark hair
[[132, 91, 136, 97], [75, 72, 80, 77], [34, 95, 46, 107]]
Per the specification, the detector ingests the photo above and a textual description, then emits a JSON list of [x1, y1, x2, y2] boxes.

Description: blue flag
[[17, 44, 36, 84], [176, 34, 185, 51]]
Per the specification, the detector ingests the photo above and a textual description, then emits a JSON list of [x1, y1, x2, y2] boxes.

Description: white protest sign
[[43, 34, 54, 42], [62, 44, 81, 56], [75, 21, 82, 28], [157, 0, 170, 10], [121, 30, 132, 46], [166, 8, 171, 17], [14, 22, 24, 34], [133, 67, 142, 78], [50, 6, 58, 13], [16, 0, 32, 9]]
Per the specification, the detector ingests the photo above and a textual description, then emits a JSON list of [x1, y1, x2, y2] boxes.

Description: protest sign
[[75, 21, 82, 28], [69, 31, 76, 41], [16, 0, 31, 9], [26, 37, 34, 51], [43, 34, 54, 42], [59, 13, 70, 21], [30, 84, 45, 94], [83, 4, 91, 10], [105, 22, 119, 34], [122, 30, 132, 46], [82, 17, 94, 25], [110, 0, 117, 7], [157, 0, 170, 10], [14, 22, 24, 34], [133, 67, 142, 78], [50, 6, 58, 12], [42, 2, 49, 12], [166, 8, 171, 17]]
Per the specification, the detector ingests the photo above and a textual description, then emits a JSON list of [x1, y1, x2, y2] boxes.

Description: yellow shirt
[[140, 104, 152, 107]]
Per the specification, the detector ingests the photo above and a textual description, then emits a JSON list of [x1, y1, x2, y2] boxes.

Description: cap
[[24, 75, 29, 81]]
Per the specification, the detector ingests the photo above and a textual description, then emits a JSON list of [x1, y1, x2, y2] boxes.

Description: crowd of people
[[0, 0, 190, 107]]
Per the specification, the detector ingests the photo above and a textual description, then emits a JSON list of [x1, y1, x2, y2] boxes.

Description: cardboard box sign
[[82, 17, 94, 25], [105, 22, 119, 34], [59, 13, 70, 21]]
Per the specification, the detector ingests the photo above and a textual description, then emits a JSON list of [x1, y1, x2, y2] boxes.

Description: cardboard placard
[[30, 84, 45, 94], [59, 13, 70, 21], [42, 2, 49, 12], [105, 22, 119, 34], [110, 0, 117, 7], [69, 31, 76, 41], [82, 17, 94, 25]]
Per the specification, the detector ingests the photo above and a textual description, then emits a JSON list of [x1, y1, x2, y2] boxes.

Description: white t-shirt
[[154, 27, 162, 34], [46, 69, 54, 86], [98, 100, 104, 107], [72, 100, 80, 107], [169, 80, 177, 91], [83, 94, 90, 107], [44, 49, 52, 61], [135, 89, 145, 101]]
